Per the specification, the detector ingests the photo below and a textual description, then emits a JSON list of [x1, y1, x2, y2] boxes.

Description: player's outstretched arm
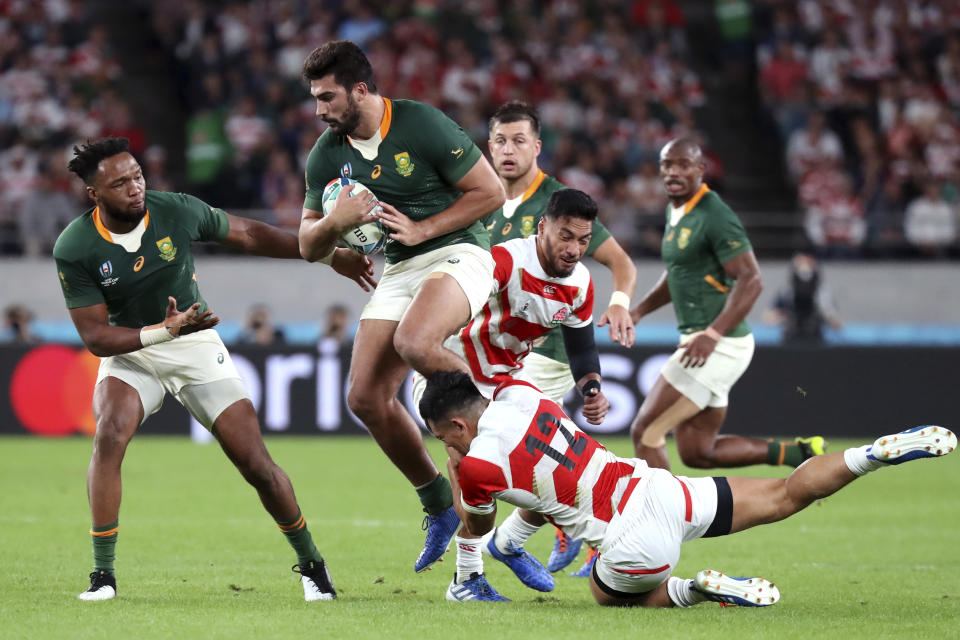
[[69, 296, 218, 357], [298, 184, 378, 261], [377, 158, 505, 246], [222, 213, 302, 259], [630, 269, 672, 324], [592, 237, 638, 347]]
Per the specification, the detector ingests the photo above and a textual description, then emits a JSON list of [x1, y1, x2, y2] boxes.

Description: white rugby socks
[[843, 445, 884, 476], [493, 509, 541, 553], [455, 536, 483, 583], [667, 576, 709, 608]]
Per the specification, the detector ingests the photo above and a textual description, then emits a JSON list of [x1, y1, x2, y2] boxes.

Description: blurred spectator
[[18, 159, 76, 257], [3, 304, 37, 344], [237, 304, 285, 346], [320, 304, 351, 347], [143, 145, 174, 193], [764, 252, 841, 344], [804, 170, 866, 258], [786, 111, 844, 182], [903, 180, 957, 258]]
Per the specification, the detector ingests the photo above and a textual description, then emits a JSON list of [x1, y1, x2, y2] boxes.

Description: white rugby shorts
[[593, 469, 726, 596], [521, 351, 577, 407], [360, 243, 494, 322], [660, 332, 755, 409], [96, 328, 248, 428]]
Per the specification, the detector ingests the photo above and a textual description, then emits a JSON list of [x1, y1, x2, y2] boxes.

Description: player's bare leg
[[630, 375, 699, 470], [674, 407, 769, 468], [393, 272, 472, 377], [213, 398, 336, 601], [79, 377, 143, 601], [589, 571, 673, 607], [347, 318, 440, 487]]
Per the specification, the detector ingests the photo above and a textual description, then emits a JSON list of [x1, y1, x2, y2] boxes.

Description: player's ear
[[534, 138, 542, 157], [85, 184, 97, 203]]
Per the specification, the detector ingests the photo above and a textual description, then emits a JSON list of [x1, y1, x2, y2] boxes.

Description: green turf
[[1, 434, 957, 640]]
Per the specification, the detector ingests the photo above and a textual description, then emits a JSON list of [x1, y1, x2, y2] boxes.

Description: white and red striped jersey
[[449, 236, 594, 397], [458, 380, 650, 548]]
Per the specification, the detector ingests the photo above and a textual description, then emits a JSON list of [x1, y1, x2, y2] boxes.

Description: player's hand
[[597, 305, 634, 347], [678, 333, 717, 368], [164, 296, 219, 337], [445, 445, 464, 469], [581, 389, 610, 425], [376, 202, 428, 246], [330, 183, 378, 231], [331, 248, 378, 291]]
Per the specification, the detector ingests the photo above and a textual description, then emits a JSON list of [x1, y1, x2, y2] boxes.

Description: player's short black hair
[[67, 137, 130, 184], [544, 189, 598, 222], [419, 371, 484, 428], [302, 40, 378, 93], [489, 100, 541, 136]]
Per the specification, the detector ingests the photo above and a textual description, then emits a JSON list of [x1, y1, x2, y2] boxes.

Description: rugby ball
[[321, 177, 387, 255]]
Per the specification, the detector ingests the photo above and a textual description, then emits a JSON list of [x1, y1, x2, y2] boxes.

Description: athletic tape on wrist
[[581, 379, 601, 397], [140, 324, 174, 347], [608, 291, 631, 309]]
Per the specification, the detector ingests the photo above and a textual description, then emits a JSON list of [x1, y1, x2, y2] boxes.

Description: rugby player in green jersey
[[628, 139, 825, 472], [483, 101, 639, 577], [297, 41, 505, 575], [56, 138, 373, 602]]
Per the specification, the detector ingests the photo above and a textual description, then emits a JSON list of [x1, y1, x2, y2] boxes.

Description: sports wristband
[[140, 324, 174, 347], [581, 379, 601, 397], [704, 326, 722, 341], [319, 250, 335, 265], [608, 291, 631, 310]]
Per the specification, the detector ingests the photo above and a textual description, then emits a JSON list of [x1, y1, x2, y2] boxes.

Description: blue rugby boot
[[445, 572, 510, 602], [547, 528, 582, 573], [486, 530, 555, 592], [415, 506, 460, 573], [869, 425, 956, 465]]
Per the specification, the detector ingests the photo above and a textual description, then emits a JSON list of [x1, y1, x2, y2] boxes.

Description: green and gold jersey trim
[[346, 96, 393, 148], [671, 182, 711, 221], [519, 169, 547, 205], [92, 207, 151, 243]]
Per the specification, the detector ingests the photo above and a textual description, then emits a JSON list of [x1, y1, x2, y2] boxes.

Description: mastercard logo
[[10, 345, 99, 437]]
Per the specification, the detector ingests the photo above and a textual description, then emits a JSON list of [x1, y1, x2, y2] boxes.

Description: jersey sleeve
[[416, 105, 483, 186], [303, 136, 337, 212], [586, 218, 612, 256], [567, 278, 594, 328], [491, 245, 513, 289], [54, 252, 103, 309], [707, 204, 753, 264], [458, 456, 508, 515], [176, 192, 230, 241]]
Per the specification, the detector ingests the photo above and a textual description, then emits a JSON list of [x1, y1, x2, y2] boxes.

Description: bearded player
[[297, 40, 505, 574], [56, 138, 374, 602]]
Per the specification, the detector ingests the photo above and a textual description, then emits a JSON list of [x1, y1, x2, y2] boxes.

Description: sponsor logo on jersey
[[217, 353, 224, 364], [133, 256, 145, 272], [728, 239, 741, 249], [156, 237, 177, 261], [451, 147, 464, 159], [340, 162, 352, 178], [394, 152, 414, 177], [543, 285, 557, 295], [516, 301, 530, 318], [371, 164, 381, 179], [520, 216, 535, 237], [678, 228, 691, 250], [551, 307, 569, 325], [58, 271, 69, 291], [665, 229, 674, 243], [501, 222, 512, 235], [447, 258, 460, 264]]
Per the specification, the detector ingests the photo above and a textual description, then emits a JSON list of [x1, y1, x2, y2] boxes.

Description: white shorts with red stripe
[[594, 469, 719, 595]]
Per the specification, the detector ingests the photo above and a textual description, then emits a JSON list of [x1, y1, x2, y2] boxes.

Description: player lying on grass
[[411, 188, 609, 601], [419, 370, 956, 607]]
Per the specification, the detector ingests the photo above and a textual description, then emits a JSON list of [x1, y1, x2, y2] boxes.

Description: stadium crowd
[[756, 0, 960, 257], [3, 0, 960, 260]]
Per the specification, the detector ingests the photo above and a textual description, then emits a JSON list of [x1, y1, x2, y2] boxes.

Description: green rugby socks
[[91, 521, 118, 573]]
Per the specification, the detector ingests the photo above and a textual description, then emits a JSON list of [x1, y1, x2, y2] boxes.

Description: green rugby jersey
[[483, 171, 612, 363], [53, 190, 229, 328], [304, 98, 490, 264], [661, 184, 752, 337]]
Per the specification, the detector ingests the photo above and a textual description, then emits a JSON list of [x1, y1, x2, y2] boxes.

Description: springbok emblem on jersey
[[156, 237, 177, 262], [678, 227, 692, 250], [394, 152, 414, 177], [520, 216, 535, 237]]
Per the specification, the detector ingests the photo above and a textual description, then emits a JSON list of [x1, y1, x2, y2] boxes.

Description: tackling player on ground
[[421, 370, 955, 608], [56, 138, 372, 602], [485, 101, 638, 577], [296, 41, 505, 574], [629, 139, 825, 471]]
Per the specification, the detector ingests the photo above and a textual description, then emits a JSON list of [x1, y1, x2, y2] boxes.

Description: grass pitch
[[1, 434, 957, 640]]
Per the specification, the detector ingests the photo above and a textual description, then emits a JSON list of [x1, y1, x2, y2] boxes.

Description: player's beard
[[101, 200, 147, 225], [326, 94, 362, 136]]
